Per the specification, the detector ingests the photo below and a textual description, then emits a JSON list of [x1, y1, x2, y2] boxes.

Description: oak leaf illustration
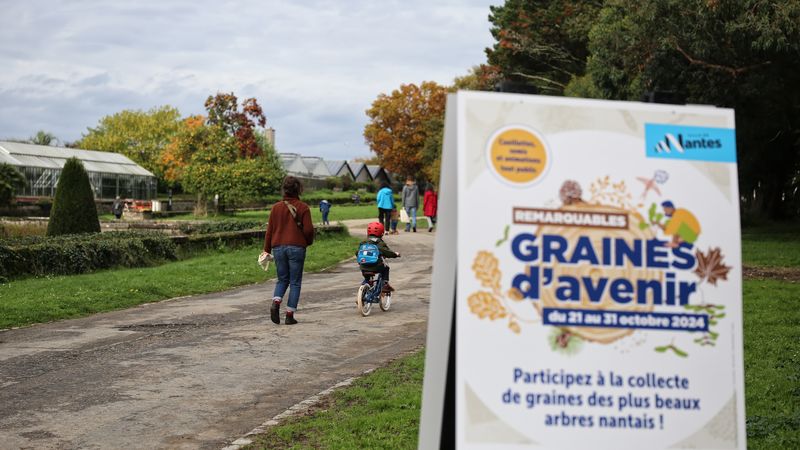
[[694, 247, 732, 286], [468, 291, 507, 320], [472, 251, 501, 293]]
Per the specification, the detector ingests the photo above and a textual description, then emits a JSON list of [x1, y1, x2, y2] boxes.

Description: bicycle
[[356, 267, 392, 316]]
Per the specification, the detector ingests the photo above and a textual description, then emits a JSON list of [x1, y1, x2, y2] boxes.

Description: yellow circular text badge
[[487, 126, 549, 186]]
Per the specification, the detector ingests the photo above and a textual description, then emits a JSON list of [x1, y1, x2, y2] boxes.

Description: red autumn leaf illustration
[[694, 247, 732, 286]]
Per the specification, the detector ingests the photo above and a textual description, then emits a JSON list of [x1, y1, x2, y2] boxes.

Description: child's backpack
[[357, 241, 381, 265]]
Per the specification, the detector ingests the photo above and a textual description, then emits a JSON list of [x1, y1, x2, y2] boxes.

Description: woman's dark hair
[[283, 176, 303, 197]]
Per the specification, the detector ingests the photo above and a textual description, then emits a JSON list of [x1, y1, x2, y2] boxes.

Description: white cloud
[[0, 0, 498, 159]]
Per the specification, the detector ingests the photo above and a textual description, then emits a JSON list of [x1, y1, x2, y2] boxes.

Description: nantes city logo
[[645, 123, 736, 163]]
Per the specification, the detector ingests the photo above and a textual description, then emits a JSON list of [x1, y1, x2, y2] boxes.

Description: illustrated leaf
[[694, 247, 732, 286], [507, 287, 524, 302], [495, 225, 510, 247], [654, 346, 669, 352], [671, 347, 689, 357], [638, 221, 648, 230], [467, 291, 507, 320], [508, 318, 521, 334], [472, 251, 501, 292]]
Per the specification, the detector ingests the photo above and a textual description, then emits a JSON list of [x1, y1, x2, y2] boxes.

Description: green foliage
[[0, 231, 176, 281], [0, 163, 26, 207], [47, 158, 101, 236], [178, 219, 264, 235], [205, 92, 267, 158], [583, 0, 800, 219], [0, 233, 359, 328], [29, 130, 57, 146], [76, 106, 182, 180], [486, 0, 602, 94]]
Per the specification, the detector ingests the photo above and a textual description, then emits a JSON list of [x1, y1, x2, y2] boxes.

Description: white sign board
[[420, 92, 744, 449]]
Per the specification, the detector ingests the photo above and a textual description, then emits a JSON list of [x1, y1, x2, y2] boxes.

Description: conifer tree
[[47, 158, 101, 236]]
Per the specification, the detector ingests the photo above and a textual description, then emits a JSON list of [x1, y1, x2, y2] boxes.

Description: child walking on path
[[319, 199, 331, 225]]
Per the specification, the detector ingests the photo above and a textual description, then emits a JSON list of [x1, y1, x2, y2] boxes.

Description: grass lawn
[[0, 233, 360, 329], [246, 350, 424, 450], [244, 279, 800, 449], [741, 223, 800, 268], [743, 279, 800, 449]]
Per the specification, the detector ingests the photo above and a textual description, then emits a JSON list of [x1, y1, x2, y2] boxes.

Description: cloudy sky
[[0, 0, 498, 160]]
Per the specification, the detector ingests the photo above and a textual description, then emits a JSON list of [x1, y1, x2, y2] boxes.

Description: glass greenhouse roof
[[0, 141, 155, 177]]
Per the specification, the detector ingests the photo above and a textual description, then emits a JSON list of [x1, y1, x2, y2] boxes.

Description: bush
[[0, 163, 26, 207], [0, 231, 177, 281], [47, 158, 101, 236], [178, 219, 264, 235], [262, 189, 374, 206]]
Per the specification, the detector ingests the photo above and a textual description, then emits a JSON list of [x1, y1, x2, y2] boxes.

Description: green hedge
[[178, 220, 265, 235], [263, 189, 375, 206], [0, 232, 177, 281]]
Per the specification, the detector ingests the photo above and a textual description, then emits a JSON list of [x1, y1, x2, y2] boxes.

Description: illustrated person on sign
[[263, 176, 315, 325], [660, 200, 701, 248]]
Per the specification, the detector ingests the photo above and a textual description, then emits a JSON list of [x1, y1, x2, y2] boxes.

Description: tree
[[47, 158, 100, 236], [0, 163, 26, 207], [486, 0, 602, 95], [204, 93, 267, 158], [76, 106, 182, 181], [579, 0, 800, 219], [452, 65, 502, 91], [363, 82, 447, 180], [29, 130, 58, 146], [161, 115, 284, 214]]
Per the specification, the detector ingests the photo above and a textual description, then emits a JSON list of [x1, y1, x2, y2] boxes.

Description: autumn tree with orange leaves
[[363, 81, 447, 182]]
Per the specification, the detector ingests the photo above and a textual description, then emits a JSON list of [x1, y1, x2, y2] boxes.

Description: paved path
[[0, 220, 433, 449]]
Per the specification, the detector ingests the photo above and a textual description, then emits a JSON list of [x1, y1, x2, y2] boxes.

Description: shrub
[[0, 163, 26, 207], [47, 158, 101, 236], [178, 219, 264, 235], [0, 231, 177, 281]]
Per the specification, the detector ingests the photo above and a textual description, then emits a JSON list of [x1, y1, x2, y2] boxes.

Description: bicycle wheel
[[357, 285, 372, 316], [380, 291, 391, 311]]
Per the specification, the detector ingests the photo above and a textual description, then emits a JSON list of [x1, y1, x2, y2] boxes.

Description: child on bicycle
[[356, 222, 400, 291]]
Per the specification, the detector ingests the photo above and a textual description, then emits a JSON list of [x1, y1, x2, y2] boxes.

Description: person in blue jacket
[[319, 199, 332, 225], [376, 182, 394, 231]]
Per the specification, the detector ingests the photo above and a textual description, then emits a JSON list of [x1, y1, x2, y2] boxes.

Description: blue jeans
[[321, 211, 330, 224], [272, 245, 306, 311], [404, 207, 417, 231]]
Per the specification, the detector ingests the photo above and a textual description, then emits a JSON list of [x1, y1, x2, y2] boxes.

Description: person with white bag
[[401, 177, 419, 232], [262, 176, 315, 325]]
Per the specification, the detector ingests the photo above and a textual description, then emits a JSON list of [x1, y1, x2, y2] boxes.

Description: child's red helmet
[[367, 222, 385, 237]]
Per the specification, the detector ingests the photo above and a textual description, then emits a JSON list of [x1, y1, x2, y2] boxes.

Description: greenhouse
[[0, 141, 156, 200]]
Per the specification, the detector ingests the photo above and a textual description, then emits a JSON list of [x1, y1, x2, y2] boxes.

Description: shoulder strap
[[283, 201, 303, 230]]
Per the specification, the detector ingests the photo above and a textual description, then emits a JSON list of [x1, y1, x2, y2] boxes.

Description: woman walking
[[423, 184, 438, 232], [376, 182, 394, 232], [264, 176, 315, 325]]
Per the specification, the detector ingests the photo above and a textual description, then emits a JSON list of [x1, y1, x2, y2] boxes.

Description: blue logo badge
[[645, 123, 736, 163]]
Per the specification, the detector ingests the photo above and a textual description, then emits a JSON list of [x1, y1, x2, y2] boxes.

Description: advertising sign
[[419, 92, 744, 449]]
